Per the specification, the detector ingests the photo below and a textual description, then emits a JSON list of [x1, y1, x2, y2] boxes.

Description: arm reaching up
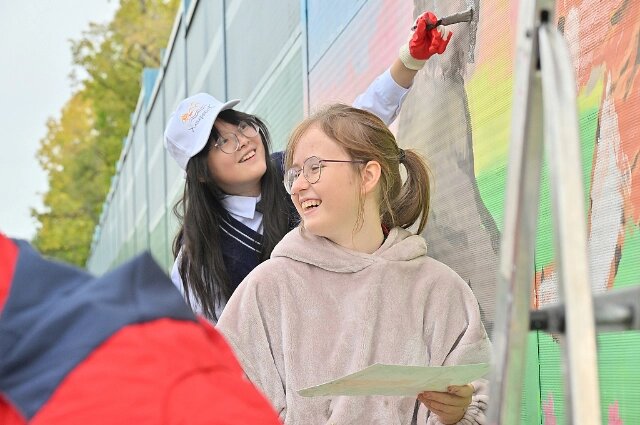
[[354, 11, 453, 124]]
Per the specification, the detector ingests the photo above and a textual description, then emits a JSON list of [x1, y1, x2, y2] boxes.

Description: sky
[[0, 1, 119, 240]]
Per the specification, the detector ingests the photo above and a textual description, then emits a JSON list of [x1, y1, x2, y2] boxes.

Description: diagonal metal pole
[[487, 0, 545, 422], [539, 21, 602, 425]]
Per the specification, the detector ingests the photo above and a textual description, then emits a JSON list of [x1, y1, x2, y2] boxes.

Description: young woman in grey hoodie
[[217, 104, 491, 424]]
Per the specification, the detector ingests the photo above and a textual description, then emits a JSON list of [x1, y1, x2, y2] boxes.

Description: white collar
[[221, 194, 262, 220]]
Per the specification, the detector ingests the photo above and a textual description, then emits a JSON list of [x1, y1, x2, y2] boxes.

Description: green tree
[[33, 94, 103, 264], [33, 0, 179, 266]]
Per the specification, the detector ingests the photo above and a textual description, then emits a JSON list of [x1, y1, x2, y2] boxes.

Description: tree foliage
[[33, 0, 179, 265]]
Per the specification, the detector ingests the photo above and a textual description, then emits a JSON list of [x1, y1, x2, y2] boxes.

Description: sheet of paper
[[297, 363, 490, 397]]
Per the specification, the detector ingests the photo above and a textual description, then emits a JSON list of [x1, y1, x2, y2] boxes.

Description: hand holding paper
[[418, 384, 474, 424], [297, 363, 490, 397]]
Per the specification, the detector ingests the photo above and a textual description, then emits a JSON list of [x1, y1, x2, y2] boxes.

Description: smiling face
[[207, 118, 267, 196], [288, 126, 364, 243]]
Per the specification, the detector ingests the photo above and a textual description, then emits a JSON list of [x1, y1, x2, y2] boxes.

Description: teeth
[[240, 150, 255, 162], [301, 199, 321, 210]]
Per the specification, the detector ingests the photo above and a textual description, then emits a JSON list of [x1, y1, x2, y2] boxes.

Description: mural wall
[[309, 0, 639, 423]]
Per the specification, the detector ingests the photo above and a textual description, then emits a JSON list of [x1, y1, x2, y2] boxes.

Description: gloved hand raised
[[399, 11, 453, 70]]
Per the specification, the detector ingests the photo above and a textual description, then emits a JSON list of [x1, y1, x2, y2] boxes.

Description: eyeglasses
[[284, 156, 365, 195], [212, 121, 260, 154]]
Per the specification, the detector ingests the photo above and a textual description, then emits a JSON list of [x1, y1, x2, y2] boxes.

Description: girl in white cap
[[164, 11, 453, 321], [217, 104, 490, 424]]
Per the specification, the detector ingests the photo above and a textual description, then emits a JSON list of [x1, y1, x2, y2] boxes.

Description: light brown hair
[[285, 103, 431, 233]]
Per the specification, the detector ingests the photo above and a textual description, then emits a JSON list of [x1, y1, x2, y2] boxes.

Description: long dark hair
[[172, 109, 291, 321]]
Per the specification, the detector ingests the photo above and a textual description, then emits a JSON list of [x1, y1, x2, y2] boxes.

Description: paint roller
[[411, 8, 475, 31]]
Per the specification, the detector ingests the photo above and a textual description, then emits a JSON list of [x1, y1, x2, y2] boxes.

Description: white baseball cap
[[164, 93, 240, 170]]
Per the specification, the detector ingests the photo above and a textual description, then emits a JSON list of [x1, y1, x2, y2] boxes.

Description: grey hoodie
[[217, 227, 491, 424]]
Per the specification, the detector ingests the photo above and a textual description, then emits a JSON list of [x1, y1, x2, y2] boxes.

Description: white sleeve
[[352, 68, 410, 126], [170, 253, 184, 291], [171, 250, 205, 316]]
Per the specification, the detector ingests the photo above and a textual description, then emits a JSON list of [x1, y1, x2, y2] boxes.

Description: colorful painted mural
[[309, 0, 639, 423]]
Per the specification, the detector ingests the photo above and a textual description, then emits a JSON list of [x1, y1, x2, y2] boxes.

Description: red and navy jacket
[[0, 234, 281, 424]]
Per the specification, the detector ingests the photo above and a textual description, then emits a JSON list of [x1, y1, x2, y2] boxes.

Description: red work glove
[[399, 11, 453, 70]]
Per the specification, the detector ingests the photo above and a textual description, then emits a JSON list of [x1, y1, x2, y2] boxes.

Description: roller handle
[[412, 8, 474, 31]]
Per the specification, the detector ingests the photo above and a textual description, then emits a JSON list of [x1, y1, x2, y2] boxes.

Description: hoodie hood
[[271, 226, 427, 273], [0, 239, 195, 420]]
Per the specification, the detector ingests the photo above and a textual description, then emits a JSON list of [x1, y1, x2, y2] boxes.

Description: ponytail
[[385, 149, 431, 234]]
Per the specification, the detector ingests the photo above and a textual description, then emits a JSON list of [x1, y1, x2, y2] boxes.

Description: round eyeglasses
[[212, 121, 260, 154], [283, 156, 365, 195]]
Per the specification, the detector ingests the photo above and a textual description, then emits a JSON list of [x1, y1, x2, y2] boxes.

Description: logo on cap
[[180, 102, 214, 133]]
